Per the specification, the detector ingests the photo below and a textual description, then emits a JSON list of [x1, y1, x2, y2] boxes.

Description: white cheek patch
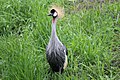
[[53, 12, 57, 17]]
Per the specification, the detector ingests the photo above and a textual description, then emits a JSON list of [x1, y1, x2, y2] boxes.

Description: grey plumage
[[46, 9, 68, 73]]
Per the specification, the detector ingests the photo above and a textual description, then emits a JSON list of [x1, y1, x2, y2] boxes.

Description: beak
[[48, 13, 52, 16]]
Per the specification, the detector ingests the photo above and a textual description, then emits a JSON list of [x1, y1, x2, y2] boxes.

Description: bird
[[46, 5, 68, 74]]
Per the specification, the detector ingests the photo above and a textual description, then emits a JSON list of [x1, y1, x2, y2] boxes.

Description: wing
[[62, 45, 68, 69], [46, 45, 51, 62], [46, 45, 66, 65], [56, 45, 68, 67], [63, 45, 68, 56], [46, 44, 68, 72]]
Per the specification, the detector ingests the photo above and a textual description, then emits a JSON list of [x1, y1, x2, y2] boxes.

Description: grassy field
[[0, 0, 120, 80]]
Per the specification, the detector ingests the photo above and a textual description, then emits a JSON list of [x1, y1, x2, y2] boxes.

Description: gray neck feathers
[[51, 18, 57, 41], [48, 18, 63, 50]]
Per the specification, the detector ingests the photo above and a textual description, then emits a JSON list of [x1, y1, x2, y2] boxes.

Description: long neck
[[48, 17, 63, 49], [51, 18, 58, 41]]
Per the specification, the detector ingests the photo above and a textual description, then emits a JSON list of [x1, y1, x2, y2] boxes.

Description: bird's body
[[46, 8, 68, 73]]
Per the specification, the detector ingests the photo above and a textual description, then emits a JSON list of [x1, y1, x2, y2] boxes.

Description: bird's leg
[[59, 67, 63, 74], [59, 68, 62, 74]]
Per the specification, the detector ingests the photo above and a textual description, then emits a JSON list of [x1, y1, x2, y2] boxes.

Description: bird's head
[[48, 5, 64, 19], [48, 9, 58, 18]]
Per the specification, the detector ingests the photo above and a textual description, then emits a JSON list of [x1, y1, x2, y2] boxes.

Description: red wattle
[[52, 18, 55, 23]]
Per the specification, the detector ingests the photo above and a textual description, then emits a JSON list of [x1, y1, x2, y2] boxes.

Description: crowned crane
[[46, 6, 68, 73]]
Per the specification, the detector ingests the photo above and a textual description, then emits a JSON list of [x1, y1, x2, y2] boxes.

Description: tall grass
[[0, 0, 120, 80]]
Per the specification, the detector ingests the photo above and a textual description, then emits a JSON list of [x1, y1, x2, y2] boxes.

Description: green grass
[[0, 0, 120, 80]]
